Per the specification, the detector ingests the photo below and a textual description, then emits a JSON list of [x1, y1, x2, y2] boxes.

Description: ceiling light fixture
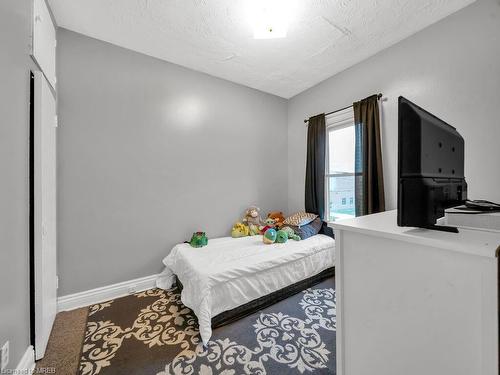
[[250, 0, 296, 39]]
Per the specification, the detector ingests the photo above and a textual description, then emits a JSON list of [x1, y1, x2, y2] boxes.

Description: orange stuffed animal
[[267, 211, 285, 229]]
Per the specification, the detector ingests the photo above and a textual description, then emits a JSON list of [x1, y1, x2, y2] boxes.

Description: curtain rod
[[304, 93, 383, 124]]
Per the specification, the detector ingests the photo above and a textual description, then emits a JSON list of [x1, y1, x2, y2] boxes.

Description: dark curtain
[[305, 114, 326, 220], [353, 95, 385, 215]]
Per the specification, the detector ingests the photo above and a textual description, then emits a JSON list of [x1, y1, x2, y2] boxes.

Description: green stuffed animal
[[189, 232, 208, 248], [260, 217, 277, 234], [276, 229, 288, 243], [281, 226, 301, 241]]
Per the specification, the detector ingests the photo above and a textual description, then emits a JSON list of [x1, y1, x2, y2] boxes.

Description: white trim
[[15, 346, 35, 373], [325, 110, 356, 222], [333, 229, 345, 375], [57, 274, 159, 312]]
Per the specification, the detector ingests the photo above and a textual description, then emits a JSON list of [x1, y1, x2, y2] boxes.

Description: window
[[325, 108, 359, 222]]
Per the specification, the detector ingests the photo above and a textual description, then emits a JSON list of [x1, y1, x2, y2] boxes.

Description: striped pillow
[[283, 212, 318, 227]]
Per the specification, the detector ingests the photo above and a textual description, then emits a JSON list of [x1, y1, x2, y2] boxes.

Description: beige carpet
[[35, 307, 88, 375]]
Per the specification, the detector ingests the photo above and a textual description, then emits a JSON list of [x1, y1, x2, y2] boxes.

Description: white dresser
[[330, 210, 500, 375]]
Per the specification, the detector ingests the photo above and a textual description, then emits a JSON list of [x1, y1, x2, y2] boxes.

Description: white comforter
[[156, 234, 335, 345]]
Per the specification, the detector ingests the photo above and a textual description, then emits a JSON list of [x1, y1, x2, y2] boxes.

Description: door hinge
[[54, 115, 58, 128]]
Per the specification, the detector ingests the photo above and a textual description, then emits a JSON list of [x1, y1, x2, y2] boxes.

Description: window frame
[[325, 107, 361, 222]]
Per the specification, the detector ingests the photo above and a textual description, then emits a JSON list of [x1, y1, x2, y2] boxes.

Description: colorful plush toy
[[243, 206, 263, 236], [248, 225, 260, 236], [267, 211, 286, 229], [276, 229, 288, 243], [281, 226, 301, 241], [189, 232, 208, 247], [260, 217, 276, 234], [263, 228, 277, 244], [231, 222, 249, 238]]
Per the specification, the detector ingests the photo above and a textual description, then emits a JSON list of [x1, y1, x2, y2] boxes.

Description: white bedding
[[156, 234, 335, 345]]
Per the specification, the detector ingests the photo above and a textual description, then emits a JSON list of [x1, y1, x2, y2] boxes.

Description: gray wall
[[287, 0, 500, 214], [58, 0, 500, 295], [0, 0, 32, 368], [57, 29, 288, 295]]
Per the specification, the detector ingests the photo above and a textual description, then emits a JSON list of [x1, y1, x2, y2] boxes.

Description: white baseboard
[[57, 274, 159, 312], [15, 345, 35, 373]]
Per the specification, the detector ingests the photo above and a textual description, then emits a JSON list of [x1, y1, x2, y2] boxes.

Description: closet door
[[32, 0, 56, 89], [33, 71, 57, 360]]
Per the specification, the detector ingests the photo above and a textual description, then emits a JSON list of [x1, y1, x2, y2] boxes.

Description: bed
[[156, 234, 335, 345]]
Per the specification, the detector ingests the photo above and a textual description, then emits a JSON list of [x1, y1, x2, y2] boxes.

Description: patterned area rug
[[79, 278, 336, 375]]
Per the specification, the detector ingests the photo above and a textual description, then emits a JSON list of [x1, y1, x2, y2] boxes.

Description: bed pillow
[[288, 217, 323, 240], [283, 212, 318, 227]]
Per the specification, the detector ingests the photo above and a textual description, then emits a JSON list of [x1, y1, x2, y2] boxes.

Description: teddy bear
[[267, 211, 285, 229], [243, 206, 263, 236]]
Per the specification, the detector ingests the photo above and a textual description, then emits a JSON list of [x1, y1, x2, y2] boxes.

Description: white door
[[34, 71, 57, 360], [32, 0, 56, 89]]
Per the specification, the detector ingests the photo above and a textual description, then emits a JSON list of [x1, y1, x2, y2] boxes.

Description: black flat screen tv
[[397, 96, 467, 232]]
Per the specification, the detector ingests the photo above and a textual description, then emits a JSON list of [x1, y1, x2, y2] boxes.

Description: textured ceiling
[[48, 0, 475, 98]]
